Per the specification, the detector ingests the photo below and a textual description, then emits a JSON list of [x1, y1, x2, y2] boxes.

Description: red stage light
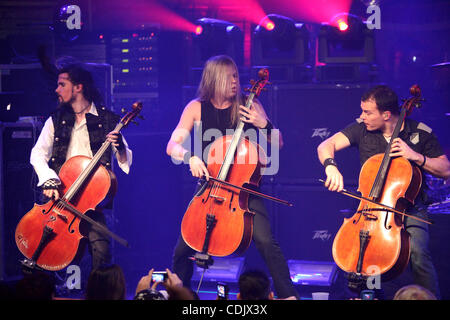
[[337, 18, 348, 31], [265, 21, 275, 31], [194, 25, 203, 35]]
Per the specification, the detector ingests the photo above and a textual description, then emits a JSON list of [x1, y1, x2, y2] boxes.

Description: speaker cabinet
[[271, 185, 357, 262], [0, 122, 40, 280], [260, 83, 373, 184]]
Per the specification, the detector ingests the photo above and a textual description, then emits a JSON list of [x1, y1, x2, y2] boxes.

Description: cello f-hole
[[384, 211, 392, 230], [68, 217, 77, 234], [353, 207, 365, 224]]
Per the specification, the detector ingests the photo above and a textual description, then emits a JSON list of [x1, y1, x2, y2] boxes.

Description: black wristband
[[419, 154, 427, 168], [263, 120, 273, 131], [183, 151, 192, 164], [323, 158, 338, 168]]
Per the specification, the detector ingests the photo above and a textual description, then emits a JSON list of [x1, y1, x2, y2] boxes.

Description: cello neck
[[63, 122, 124, 202], [369, 106, 408, 199], [216, 92, 256, 181]]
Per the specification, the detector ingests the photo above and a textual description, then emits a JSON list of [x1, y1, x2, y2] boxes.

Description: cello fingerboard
[[216, 92, 255, 181], [63, 122, 124, 202], [369, 106, 408, 199]]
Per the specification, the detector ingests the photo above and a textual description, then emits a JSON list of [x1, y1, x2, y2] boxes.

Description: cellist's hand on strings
[[389, 137, 422, 162], [189, 155, 210, 181], [106, 130, 125, 151], [324, 165, 344, 192], [239, 103, 268, 129]]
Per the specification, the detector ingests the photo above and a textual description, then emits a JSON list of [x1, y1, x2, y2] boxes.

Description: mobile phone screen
[[360, 290, 375, 300], [217, 282, 228, 299], [152, 272, 167, 282]]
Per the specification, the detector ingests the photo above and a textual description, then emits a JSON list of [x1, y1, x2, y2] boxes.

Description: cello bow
[[318, 179, 433, 225]]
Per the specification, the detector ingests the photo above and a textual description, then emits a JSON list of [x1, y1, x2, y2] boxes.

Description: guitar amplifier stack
[[0, 121, 41, 280]]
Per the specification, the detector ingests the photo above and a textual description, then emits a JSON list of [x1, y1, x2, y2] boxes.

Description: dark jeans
[[172, 184, 298, 299], [402, 206, 440, 299]]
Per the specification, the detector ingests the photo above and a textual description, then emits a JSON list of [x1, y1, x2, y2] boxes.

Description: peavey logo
[[312, 230, 332, 241], [312, 128, 331, 140]]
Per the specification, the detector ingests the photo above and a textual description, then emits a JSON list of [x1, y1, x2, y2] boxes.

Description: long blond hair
[[196, 55, 242, 126]]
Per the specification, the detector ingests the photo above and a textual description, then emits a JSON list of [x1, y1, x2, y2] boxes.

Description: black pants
[[172, 184, 298, 299], [80, 210, 111, 270]]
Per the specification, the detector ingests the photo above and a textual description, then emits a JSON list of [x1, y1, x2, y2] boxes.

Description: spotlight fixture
[[252, 14, 309, 66], [194, 25, 203, 36], [191, 18, 243, 67], [318, 13, 375, 64]]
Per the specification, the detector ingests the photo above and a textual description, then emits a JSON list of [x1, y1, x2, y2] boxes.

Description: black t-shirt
[[340, 118, 445, 205], [341, 118, 444, 166]]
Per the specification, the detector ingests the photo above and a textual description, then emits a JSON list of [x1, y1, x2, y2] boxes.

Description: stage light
[[265, 21, 275, 31], [252, 14, 310, 66], [316, 13, 376, 82], [194, 25, 203, 36], [318, 13, 375, 64], [191, 18, 243, 67], [259, 16, 276, 31], [337, 19, 348, 32]]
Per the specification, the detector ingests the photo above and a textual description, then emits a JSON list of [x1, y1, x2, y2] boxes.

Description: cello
[[331, 85, 425, 284], [15, 102, 142, 271], [180, 69, 273, 263]]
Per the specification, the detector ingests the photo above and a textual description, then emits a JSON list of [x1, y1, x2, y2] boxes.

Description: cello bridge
[[210, 194, 226, 203], [363, 212, 378, 221], [52, 208, 68, 222]]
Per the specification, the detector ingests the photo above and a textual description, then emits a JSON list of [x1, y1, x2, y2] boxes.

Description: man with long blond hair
[[166, 55, 298, 299]]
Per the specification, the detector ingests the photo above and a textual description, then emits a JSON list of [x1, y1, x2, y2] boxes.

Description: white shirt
[[30, 103, 132, 186]]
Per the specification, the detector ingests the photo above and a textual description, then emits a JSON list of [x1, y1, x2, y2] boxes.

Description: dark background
[[0, 0, 449, 299]]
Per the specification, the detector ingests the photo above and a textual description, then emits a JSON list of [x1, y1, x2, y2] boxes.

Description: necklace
[[74, 103, 91, 114]]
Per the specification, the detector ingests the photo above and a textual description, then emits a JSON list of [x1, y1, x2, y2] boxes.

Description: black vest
[[49, 105, 120, 174]]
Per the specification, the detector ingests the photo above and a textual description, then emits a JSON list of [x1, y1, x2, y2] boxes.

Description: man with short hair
[[317, 85, 450, 299]]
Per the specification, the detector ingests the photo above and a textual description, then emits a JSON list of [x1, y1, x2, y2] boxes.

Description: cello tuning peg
[[121, 108, 127, 114]]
